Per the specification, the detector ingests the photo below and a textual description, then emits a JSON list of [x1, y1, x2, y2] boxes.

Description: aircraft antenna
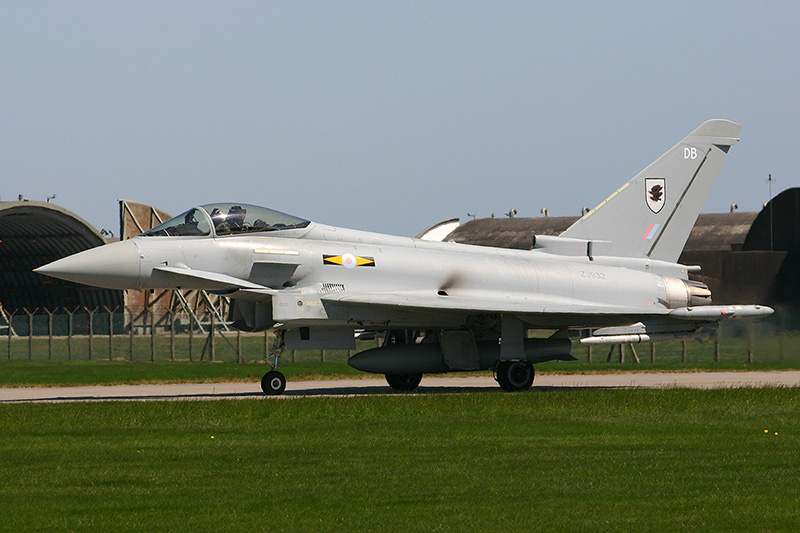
[[767, 174, 775, 251]]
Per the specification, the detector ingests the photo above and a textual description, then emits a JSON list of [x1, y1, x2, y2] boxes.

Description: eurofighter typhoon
[[37, 120, 773, 394]]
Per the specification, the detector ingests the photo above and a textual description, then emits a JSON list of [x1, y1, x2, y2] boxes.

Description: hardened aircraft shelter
[[0, 200, 122, 313]]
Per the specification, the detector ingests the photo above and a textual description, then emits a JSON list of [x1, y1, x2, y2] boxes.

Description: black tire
[[495, 361, 534, 392], [261, 370, 287, 395], [385, 373, 422, 391]]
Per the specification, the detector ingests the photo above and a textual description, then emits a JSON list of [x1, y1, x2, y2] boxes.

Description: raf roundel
[[342, 253, 357, 269], [322, 254, 376, 268]]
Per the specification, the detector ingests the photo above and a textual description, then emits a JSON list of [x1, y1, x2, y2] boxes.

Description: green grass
[[1, 388, 798, 531], [0, 359, 368, 387], [535, 359, 800, 373]]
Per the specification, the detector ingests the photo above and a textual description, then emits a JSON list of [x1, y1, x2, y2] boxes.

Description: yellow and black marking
[[323, 254, 376, 268]]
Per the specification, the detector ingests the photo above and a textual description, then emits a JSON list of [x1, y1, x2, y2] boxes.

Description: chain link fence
[[0, 307, 361, 364], [1, 306, 797, 365]]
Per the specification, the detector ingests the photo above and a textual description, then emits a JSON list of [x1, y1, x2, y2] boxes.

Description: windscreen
[[200, 203, 310, 235], [140, 208, 211, 237]]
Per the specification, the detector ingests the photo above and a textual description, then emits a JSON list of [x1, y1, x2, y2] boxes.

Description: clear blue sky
[[2, 1, 798, 237]]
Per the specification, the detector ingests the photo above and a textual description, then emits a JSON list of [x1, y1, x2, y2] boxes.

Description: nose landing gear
[[261, 330, 287, 395]]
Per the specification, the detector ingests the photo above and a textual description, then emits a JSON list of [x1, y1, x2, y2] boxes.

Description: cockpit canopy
[[141, 203, 310, 237]]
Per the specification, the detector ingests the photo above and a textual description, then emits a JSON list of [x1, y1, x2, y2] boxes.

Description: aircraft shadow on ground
[[1, 385, 586, 403], [281, 384, 579, 397]]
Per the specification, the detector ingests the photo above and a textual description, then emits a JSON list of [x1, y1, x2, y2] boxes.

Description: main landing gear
[[261, 330, 287, 395], [494, 360, 535, 392], [383, 363, 536, 393], [385, 373, 423, 391]]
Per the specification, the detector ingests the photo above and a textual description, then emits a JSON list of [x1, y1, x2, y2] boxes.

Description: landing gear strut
[[261, 330, 287, 395], [495, 360, 534, 392]]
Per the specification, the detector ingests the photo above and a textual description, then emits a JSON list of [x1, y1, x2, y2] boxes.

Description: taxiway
[[1, 371, 799, 403]]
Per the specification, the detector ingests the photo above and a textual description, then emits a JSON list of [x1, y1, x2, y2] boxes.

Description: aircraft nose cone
[[35, 239, 141, 290]]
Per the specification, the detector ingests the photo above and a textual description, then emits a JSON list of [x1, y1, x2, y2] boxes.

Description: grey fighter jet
[[37, 119, 773, 394]]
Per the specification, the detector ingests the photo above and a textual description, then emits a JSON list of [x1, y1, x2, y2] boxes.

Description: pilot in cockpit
[[227, 206, 247, 229], [210, 208, 228, 232], [177, 209, 200, 235], [184, 209, 197, 225]]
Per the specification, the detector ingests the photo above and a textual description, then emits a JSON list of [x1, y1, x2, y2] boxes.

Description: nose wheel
[[261, 370, 287, 395]]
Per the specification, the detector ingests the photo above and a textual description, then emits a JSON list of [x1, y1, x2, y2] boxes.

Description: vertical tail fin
[[560, 119, 741, 262]]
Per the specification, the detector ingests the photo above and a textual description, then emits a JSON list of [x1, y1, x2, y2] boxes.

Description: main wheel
[[261, 370, 287, 395], [495, 361, 534, 392], [385, 373, 422, 391]]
